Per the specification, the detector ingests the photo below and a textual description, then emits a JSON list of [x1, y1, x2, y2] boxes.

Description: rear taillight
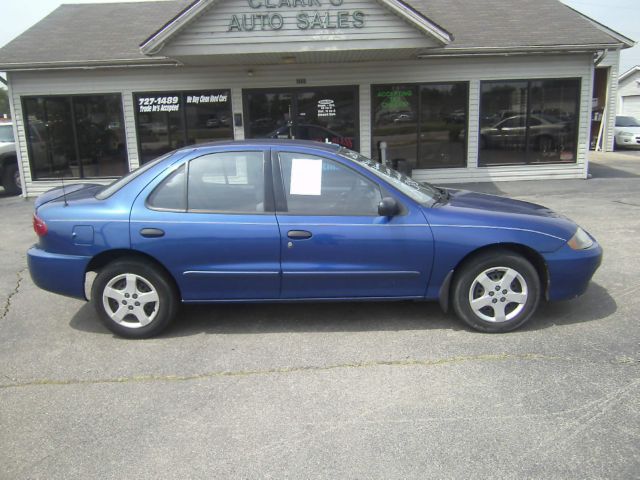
[[33, 214, 48, 237]]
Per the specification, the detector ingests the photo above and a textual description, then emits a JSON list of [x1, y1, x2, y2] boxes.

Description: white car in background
[[614, 115, 640, 150], [0, 122, 21, 195]]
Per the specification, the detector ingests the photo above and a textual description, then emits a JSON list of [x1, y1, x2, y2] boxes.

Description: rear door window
[[187, 151, 266, 213]]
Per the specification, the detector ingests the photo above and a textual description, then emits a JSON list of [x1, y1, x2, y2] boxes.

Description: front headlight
[[619, 131, 635, 137], [567, 227, 594, 250]]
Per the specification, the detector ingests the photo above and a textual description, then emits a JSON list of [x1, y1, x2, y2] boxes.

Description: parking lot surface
[[1, 151, 639, 479]]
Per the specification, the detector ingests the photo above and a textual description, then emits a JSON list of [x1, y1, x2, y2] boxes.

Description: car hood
[[0, 141, 15, 153], [615, 126, 640, 134], [445, 189, 565, 218], [425, 189, 578, 243]]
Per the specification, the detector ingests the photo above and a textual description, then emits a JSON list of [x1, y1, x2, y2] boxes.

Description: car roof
[[177, 139, 343, 153]]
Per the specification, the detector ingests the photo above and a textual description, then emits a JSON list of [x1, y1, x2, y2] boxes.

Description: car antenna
[[61, 176, 68, 207]]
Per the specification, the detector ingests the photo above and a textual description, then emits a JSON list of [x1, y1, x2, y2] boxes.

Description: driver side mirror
[[378, 197, 400, 217]]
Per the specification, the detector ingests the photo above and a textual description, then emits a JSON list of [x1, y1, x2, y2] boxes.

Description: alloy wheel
[[102, 273, 160, 328], [468, 267, 528, 323]]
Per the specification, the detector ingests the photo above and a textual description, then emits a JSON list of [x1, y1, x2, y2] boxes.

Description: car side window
[[278, 152, 382, 216], [187, 151, 265, 213], [147, 164, 186, 211]]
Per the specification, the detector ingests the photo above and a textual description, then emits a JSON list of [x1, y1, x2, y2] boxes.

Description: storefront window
[[419, 83, 468, 169], [22, 94, 127, 180], [244, 86, 358, 150], [371, 85, 418, 171], [371, 82, 468, 171], [134, 90, 233, 163], [479, 79, 580, 166]]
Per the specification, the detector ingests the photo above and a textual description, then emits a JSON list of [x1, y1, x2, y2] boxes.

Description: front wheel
[[91, 259, 178, 338], [451, 251, 541, 333]]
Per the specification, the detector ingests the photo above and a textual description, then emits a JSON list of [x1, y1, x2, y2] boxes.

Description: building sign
[[228, 0, 365, 32], [317, 99, 336, 117], [377, 89, 413, 111], [137, 92, 228, 113], [138, 95, 180, 113], [185, 93, 229, 104]]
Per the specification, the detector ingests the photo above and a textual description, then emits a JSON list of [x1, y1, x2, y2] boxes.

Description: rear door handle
[[140, 228, 165, 238], [287, 230, 312, 240]]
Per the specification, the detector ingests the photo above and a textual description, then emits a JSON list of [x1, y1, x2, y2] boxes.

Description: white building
[[0, 0, 634, 197], [618, 66, 640, 118]]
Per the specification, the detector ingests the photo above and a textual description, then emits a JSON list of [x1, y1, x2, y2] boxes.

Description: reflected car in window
[[265, 123, 354, 149], [480, 114, 571, 153], [28, 140, 602, 338]]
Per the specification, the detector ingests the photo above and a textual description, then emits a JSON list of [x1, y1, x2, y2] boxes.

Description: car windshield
[[338, 147, 439, 205], [616, 116, 640, 127], [0, 125, 14, 143], [96, 151, 176, 200]]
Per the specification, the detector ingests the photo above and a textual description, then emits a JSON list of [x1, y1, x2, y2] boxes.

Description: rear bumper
[[27, 246, 90, 300], [543, 241, 603, 301]]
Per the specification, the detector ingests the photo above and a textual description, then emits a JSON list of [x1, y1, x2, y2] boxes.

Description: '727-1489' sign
[[228, 0, 365, 32]]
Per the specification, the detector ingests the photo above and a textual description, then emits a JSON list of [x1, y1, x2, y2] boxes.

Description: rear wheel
[[92, 259, 178, 338], [2, 162, 21, 195], [451, 251, 540, 333]]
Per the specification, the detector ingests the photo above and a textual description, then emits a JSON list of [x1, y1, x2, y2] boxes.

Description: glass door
[[244, 86, 359, 150]]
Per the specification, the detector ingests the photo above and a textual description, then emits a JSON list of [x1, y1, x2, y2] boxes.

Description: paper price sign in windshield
[[290, 158, 322, 196]]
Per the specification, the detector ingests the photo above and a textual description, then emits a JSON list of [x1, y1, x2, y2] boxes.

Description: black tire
[[451, 251, 541, 333], [91, 258, 178, 339], [2, 162, 21, 195]]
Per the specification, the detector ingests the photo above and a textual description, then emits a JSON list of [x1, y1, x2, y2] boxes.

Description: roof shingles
[[0, 0, 627, 69]]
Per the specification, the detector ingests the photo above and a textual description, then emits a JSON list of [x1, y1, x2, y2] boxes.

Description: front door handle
[[140, 228, 165, 238], [287, 230, 312, 240]]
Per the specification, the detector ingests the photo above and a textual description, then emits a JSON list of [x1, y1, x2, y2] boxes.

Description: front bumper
[[27, 246, 91, 300], [543, 241, 603, 301]]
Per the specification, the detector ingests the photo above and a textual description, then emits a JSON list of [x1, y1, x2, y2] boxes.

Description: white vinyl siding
[[9, 53, 594, 197], [596, 49, 620, 152]]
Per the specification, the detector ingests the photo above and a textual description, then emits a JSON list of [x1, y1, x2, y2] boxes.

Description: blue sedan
[[28, 140, 602, 338]]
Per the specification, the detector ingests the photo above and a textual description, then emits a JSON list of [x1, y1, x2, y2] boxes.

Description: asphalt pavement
[[0, 151, 638, 479]]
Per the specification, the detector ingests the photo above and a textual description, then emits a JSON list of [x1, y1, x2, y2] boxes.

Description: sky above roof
[[0, 0, 638, 83]]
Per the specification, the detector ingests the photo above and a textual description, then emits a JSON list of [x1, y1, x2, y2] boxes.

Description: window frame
[[478, 77, 581, 167], [273, 150, 386, 217], [133, 89, 234, 165], [21, 92, 127, 181]]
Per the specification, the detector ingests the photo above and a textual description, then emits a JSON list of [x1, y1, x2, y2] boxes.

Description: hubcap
[[468, 267, 528, 323], [102, 273, 159, 328], [14, 170, 21, 190]]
